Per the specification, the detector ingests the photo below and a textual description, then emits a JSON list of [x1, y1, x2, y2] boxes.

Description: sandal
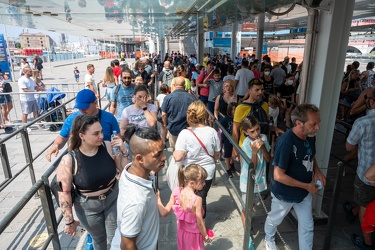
[[351, 233, 372, 250], [343, 201, 357, 223]]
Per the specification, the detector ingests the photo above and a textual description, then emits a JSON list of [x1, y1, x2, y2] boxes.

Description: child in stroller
[[39, 87, 66, 131]]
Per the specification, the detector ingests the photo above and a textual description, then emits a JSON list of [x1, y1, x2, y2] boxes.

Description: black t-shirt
[[270, 129, 316, 203], [277, 83, 295, 99]]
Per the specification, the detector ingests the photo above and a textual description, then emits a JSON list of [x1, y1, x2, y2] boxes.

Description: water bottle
[[84, 234, 93, 250], [111, 130, 121, 156]]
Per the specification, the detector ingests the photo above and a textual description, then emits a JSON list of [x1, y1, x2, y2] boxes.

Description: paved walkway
[[0, 57, 364, 249]]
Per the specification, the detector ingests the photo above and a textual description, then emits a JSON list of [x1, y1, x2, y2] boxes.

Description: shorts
[[353, 174, 375, 207], [207, 101, 215, 115], [36, 65, 43, 71], [0, 95, 12, 105], [20, 100, 39, 114], [199, 95, 208, 104]]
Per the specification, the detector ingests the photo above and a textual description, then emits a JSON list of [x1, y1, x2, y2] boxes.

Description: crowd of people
[[27, 49, 375, 250]]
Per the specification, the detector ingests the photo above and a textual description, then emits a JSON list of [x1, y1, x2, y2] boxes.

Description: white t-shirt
[[111, 163, 159, 250], [269, 106, 280, 127], [120, 103, 157, 128], [223, 75, 235, 82], [18, 76, 36, 101], [156, 93, 166, 109], [175, 127, 221, 180], [84, 73, 96, 91], [235, 68, 254, 96]]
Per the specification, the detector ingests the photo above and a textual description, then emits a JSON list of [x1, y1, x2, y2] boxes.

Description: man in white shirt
[[111, 127, 166, 250], [18, 67, 40, 123], [235, 60, 254, 102], [85, 64, 98, 97]]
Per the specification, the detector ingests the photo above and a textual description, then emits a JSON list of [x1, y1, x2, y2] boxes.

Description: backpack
[[3, 82, 12, 93], [37, 57, 43, 65], [242, 101, 269, 135], [112, 84, 121, 108], [162, 70, 174, 87]]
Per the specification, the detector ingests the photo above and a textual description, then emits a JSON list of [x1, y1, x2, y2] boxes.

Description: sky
[[0, 24, 82, 45]]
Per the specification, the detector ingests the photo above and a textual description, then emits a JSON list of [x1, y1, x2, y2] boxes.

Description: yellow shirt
[[203, 57, 209, 67], [233, 102, 269, 147]]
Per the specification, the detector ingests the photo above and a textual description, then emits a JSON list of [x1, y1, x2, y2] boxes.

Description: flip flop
[[351, 233, 372, 250]]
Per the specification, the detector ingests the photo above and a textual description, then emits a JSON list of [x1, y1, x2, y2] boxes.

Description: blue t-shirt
[[270, 129, 316, 203], [110, 84, 135, 121], [161, 89, 196, 136], [60, 110, 119, 141]]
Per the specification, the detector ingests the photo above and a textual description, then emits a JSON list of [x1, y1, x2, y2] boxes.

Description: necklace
[[79, 146, 98, 156]]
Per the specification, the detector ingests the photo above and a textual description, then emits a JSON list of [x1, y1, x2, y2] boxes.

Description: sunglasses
[[78, 116, 99, 133], [122, 76, 132, 79]]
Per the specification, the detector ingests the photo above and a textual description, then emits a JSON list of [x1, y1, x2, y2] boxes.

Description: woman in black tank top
[[56, 115, 129, 249]]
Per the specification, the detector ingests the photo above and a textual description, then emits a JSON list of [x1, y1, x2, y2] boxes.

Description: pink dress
[[172, 187, 205, 250]]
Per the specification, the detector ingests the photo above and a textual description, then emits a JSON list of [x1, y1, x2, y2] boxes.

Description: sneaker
[[227, 170, 233, 178], [265, 240, 277, 250]]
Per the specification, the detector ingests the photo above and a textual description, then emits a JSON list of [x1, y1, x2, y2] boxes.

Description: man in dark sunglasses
[[46, 89, 119, 162], [109, 69, 135, 122]]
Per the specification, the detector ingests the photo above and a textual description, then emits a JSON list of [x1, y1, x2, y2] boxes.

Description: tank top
[[73, 144, 116, 192]]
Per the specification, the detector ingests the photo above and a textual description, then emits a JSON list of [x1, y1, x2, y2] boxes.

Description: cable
[[267, 3, 296, 16]]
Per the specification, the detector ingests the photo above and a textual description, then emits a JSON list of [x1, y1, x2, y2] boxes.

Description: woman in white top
[[102, 66, 118, 100], [173, 100, 221, 218], [19, 58, 29, 76]]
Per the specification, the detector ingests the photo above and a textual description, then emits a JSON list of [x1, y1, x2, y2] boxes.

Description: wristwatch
[[142, 106, 148, 111]]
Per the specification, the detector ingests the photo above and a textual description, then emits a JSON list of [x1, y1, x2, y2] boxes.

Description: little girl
[[156, 84, 168, 144], [157, 164, 213, 249], [220, 102, 237, 178], [240, 116, 271, 227]]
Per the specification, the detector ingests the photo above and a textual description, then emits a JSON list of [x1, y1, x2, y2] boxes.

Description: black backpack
[[3, 82, 12, 93], [37, 57, 43, 65], [242, 101, 269, 135]]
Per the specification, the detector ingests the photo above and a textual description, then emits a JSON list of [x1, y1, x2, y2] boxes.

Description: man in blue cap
[[46, 89, 119, 161]]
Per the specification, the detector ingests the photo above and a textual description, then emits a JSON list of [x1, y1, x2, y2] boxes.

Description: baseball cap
[[120, 61, 128, 66], [74, 89, 97, 110]]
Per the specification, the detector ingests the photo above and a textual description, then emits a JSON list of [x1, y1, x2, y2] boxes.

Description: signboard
[[0, 34, 12, 81], [213, 38, 231, 47], [262, 45, 268, 54]]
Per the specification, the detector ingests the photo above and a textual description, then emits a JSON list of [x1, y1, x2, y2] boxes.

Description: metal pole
[[0, 143, 12, 179], [2, 22, 16, 82], [39, 175, 61, 249], [42, 25, 52, 74], [256, 13, 265, 60], [323, 161, 344, 249], [243, 168, 255, 250], [20, 128, 38, 193]]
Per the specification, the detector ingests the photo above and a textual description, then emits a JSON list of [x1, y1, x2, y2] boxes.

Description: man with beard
[[346, 89, 375, 249], [111, 126, 166, 250], [110, 69, 135, 122], [264, 104, 326, 250], [232, 79, 283, 159]]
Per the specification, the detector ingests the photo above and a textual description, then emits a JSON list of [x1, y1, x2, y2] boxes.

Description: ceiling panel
[[0, 0, 374, 42]]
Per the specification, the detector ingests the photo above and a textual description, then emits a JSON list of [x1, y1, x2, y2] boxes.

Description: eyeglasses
[[140, 68, 145, 70], [122, 76, 132, 79], [78, 116, 99, 133]]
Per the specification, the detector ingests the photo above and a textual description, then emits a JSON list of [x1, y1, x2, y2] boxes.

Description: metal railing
[[0, 96, 111, 249]]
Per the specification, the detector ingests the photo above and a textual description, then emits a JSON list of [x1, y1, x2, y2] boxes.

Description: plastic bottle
[[111, 130, 121, 156], [84, 234, 93, 250]]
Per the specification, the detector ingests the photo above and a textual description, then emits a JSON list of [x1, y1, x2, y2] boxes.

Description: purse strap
[[187, 128, 214, 159]]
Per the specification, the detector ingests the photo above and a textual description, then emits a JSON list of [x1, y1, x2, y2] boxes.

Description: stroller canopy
[[46, 87, 66, 103]]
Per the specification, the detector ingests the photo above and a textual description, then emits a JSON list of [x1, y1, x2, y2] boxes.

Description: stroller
[[39, 87, 67, 131]]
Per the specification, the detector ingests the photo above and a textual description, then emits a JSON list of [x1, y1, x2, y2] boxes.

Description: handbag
[[50, 151, 76, 207], [187, 128, 214, 158], [166, 155, 181, 191]]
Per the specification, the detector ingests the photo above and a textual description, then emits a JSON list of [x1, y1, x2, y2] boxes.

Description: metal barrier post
[[0, 143, 12, 179], [39, 175, 61, 250], [20, 128, 37, 190], [323, 161, 344, 250], [243, 168, 256, 250]]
